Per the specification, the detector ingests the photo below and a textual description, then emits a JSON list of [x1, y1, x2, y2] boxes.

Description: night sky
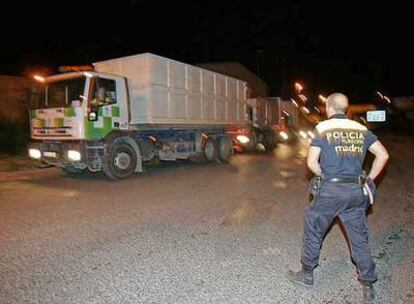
[[1, 1, 412, 102]]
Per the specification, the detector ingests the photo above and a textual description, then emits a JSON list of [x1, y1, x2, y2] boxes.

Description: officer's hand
[[366, 177, 376, 195]]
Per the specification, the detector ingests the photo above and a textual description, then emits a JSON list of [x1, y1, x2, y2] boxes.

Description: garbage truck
[[28, 53, 250, 179]]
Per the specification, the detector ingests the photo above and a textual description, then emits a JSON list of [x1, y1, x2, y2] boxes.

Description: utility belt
[[323, 176, 367, 187], [309, 173, 376, 205]]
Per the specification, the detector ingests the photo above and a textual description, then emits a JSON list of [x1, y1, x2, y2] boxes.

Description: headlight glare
[[29, 148, 41, 159], [236, 135, 250, 144], [280, 131, 289, 140], [68, 150, 81, 161], [299, 130, 308, 139]]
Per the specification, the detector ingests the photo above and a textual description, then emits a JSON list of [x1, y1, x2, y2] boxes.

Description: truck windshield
[[31, 76, 86, 109]]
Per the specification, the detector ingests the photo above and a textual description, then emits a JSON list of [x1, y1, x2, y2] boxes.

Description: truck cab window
[[91, 78, 117, 107], [31, 77, 86, 109]]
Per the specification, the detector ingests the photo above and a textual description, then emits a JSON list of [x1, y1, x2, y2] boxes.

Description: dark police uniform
[[301, 114, 378, 283]]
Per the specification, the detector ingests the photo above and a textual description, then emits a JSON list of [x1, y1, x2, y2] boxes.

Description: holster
[[309, 176, 322, 196], [358, 175, 367, 187]]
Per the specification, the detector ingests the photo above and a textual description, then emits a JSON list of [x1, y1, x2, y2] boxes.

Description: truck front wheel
[[103, 141, 137, 179]]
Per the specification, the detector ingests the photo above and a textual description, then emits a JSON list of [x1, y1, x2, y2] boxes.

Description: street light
[[375, 91, 391, 104], [375, 91, 384, 99], [294, 82, 304, 93], [318, 94, 327, 103], [33, 75, 45, 83]]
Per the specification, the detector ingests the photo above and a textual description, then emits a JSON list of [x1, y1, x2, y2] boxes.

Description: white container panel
[[237, 81, 245, 100], [123, 63, 151, 88], [202, 96, 215, 121], [227, 78, 237, 99], [215, 98, 226, 121], [151, 87, 170, 118], [188, 93, 202, 119], [130, 87, 151, 122], [171, 89, 187, 119], [148, 56, 168, 87], [228, 100, 238, 122], [169, 61, 186, 89], [93, 61, 120, 75], [129, 86, 169, 123], [215, 75, 226, 97], [201, 71, 215, 95], [95, 55, 169, 88], [187, 66, 201, 93]]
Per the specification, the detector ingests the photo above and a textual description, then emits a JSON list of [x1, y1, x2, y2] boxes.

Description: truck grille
[[33, 128, 72, 137]]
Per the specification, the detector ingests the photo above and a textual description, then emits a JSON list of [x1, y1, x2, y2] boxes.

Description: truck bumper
[[28, 141, 103, 171]]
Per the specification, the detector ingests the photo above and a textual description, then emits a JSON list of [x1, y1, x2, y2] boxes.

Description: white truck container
[[93, 54, 248, 125], [28, 53, 250, 179]]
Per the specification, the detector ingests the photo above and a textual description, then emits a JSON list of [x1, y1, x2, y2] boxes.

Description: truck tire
[[203, 138, 216, 162], [216, 135, 232, 162], [103, 140, 137, 179]]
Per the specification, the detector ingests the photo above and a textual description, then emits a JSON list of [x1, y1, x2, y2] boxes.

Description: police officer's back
[[287, 93, 389, 304]]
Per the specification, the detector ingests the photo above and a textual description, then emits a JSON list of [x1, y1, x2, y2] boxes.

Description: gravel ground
[[0, 155, 41, 173], [0, 134, 413, 304]]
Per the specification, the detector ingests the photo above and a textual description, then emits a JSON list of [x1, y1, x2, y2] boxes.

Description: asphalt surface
[[0, 135, 413, 304]]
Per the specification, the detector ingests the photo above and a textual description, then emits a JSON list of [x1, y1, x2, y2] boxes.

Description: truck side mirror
[[88, 108, 98, 121]]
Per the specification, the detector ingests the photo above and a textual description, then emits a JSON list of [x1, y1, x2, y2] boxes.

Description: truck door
[[86, 76, 128, 140]]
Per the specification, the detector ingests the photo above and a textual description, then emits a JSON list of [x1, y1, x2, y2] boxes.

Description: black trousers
[[301, 182, 377, 282]]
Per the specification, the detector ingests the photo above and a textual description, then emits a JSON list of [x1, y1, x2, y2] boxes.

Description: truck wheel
[[203, 138, 216, 162], [103, 141, 137, 179], [217, 136, 232, 162]]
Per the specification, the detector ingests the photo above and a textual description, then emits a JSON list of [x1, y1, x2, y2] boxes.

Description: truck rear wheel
[[203, 138, 216, 162], [103, 141, 137, 179], [217, 135, 232, 162]]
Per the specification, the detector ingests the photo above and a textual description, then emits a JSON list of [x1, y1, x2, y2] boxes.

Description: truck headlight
[[236, 135, 250, 144], [29, 148, 41, 159], [68, 150, 81, 161], [280, 131, 289, 140]]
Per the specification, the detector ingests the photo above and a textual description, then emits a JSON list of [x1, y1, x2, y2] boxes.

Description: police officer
[[287, 93, 389, 303]]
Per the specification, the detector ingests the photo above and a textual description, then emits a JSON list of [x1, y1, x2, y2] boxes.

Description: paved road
[[1, 135, 413, 303]]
